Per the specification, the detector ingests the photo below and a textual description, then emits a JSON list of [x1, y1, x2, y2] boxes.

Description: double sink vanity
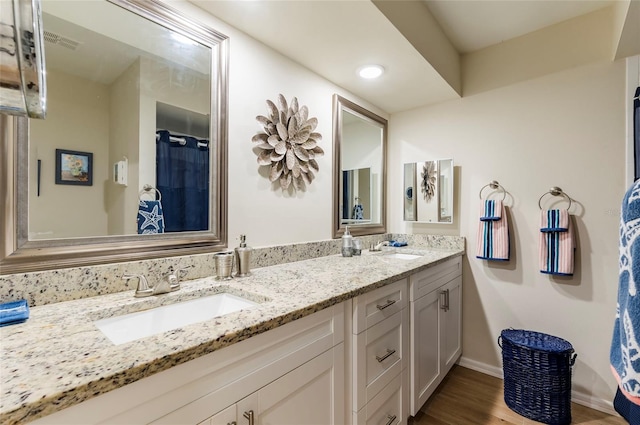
[[0, 1, 466, 423], [1, 244, 463, 425]]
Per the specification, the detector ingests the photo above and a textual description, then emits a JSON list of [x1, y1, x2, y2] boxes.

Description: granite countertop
[[0, 247, 463, 424]]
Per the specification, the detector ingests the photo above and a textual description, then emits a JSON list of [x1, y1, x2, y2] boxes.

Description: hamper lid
[[501, 329, 574, 353]]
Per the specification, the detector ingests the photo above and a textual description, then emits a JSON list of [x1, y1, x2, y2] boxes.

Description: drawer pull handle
[[243, 410, 254, 425], [440, 289, 449, 312], [385, 414, 397, 425], [376, 348, 396, 362], [228, 422, 237, 425], [376, 299, 396, 310]]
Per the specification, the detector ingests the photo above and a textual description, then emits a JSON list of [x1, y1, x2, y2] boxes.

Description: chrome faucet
[[370, 241, 389, 252], [122, 273, 154, 298], [122, 266, 190, 298]]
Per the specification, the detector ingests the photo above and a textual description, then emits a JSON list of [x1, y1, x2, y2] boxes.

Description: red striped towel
[[476, 200, 509, 261], [539, 212, 575, 275]]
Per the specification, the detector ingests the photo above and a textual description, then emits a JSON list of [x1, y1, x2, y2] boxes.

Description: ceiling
[[423, 0, 614, 54], [192, 0, 636, 114]]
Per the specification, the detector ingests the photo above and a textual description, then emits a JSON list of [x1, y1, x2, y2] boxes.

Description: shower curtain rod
[[155, 132, 209, 145]]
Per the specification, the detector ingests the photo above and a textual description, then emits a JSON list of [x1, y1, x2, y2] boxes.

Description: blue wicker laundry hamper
[[499, 329, 577, 425]]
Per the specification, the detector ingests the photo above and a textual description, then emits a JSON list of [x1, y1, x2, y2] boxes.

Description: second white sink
[[95, 293, 259, 345]]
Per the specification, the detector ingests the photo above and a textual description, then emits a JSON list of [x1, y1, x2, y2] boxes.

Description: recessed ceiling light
[[358, 65, 384, 79]]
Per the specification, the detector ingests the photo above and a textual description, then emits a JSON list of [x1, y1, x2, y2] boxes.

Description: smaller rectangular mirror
[[403, 158, 454, 224], [332, 94, 386, 237]]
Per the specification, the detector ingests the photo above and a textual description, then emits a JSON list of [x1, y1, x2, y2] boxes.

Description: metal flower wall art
[[421, 160, 437, 202], [252, 94, 324, 191]]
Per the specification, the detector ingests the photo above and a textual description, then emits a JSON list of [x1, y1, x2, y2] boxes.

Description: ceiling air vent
[[43, 30, 81, 51]]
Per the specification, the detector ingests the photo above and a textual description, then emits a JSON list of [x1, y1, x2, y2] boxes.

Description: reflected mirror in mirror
[[333, 95, 386, 237], [1, 0, 229, 274], [342, 167, 371, 224], [403, 158, 454, 224]]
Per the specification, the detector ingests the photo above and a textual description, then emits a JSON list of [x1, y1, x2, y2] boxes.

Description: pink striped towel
[[480, 199, 503, 221], [540, 209, 569, 232], [476, 200, 509, 261], [539, 211, 575, 276]]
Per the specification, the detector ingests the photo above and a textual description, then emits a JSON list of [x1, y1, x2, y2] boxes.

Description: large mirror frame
[[332, 94, 387, 238], [0, 0, 229, 275]]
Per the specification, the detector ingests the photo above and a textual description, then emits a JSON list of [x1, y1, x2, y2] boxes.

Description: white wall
[[30, 69, 110, 239], [169, 1, 388, 248], [388, 60, 626, 410]]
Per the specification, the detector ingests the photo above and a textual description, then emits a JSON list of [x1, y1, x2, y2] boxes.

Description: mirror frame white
[[332, 94, 387, 238], [0, 0, 229, 274]]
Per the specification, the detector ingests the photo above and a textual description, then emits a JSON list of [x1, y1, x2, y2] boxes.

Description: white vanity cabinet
[[198, 346, 343, 425], [31, 304, 345, 425], [349, 278, 409, 425], [408, 257, 462, 416]]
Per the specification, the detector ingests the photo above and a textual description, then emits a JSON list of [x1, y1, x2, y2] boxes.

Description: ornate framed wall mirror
[[0, 0, 47, 118], [403, 158, 454, 224], [332, 94, 387, 238], [0, 0, 229, 274]]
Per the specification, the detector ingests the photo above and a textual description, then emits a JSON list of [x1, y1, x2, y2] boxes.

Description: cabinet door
[[409, 289, 441, 416], [441, 276, 462, 374], [235, 393, 258, 425], [209, 404, 240, 425], [257, 345, 344, 425]]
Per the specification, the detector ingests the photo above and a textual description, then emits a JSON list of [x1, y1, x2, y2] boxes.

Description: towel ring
[[139, 184, 162, 201], [538, 186, 572, 210], [479, 180, 506, 201]]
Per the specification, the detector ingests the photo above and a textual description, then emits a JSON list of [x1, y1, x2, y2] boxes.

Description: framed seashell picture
[[252, 94, 324, 191]]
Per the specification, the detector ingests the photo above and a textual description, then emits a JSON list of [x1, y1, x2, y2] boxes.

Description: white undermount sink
[[95, 293, 259, 345], [381, 253, 422, 260]]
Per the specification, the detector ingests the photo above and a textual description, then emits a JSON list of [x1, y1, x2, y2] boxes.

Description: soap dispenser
[[235, 234, 252, 277], [341, 226, 353, 257]]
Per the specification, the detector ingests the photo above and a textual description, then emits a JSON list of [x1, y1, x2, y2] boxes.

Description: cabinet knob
[[243, 410, 254, 425], [385, 414, 397, 425]]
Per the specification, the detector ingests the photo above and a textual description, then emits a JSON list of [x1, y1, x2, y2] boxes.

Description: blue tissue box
[[0, 300, 29, 327]]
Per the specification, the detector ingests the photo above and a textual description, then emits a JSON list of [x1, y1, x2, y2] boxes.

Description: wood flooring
[[411, 365, 627, 425]]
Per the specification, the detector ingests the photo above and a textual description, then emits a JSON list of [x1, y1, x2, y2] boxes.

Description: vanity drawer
[[353, 309, 407, 410], [353, 278, 407, 334], [409, 257, 461, 301], [353, 373, 407, 425]]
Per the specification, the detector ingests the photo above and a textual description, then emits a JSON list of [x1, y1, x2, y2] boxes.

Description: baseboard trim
[[457, 356, 503, 379], [457, 356, 618, 416]]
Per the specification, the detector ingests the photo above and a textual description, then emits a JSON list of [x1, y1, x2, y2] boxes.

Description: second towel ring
[[479, 180, 506, 201], [139, 184, 162, 201], [538, 186, 572, 210]]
